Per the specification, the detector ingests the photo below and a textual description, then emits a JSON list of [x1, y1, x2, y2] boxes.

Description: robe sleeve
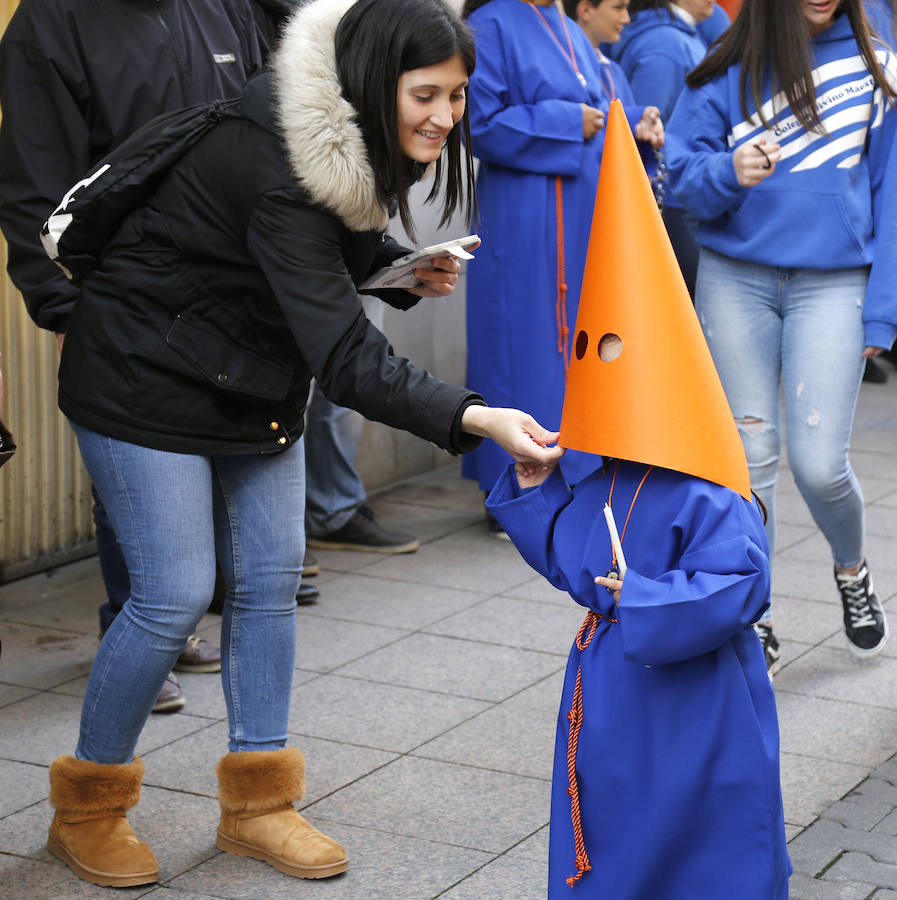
[[467, 14, 586, 176], [618, 490, 770, 667], [486, 465, 577, 594]]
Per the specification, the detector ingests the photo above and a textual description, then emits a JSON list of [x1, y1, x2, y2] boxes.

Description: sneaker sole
[[172, 661, 222, 674], [48, 834, 158, 887], [846, 615, 890, 659], [488, 529, 512, 542], [306, 538, 420, 554], [151, 696, 187, 714], [303, 563, 320, 577], [216, 831, 348, 879]]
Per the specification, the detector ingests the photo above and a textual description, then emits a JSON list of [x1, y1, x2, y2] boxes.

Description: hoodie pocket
[[166, 314, 293, 400]]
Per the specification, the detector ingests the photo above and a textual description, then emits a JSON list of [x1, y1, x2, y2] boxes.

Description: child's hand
[[514, 459, 557, 489], [594, 574, 623, 603]]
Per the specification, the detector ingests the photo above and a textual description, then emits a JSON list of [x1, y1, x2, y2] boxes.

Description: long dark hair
[[335, 0, 477, 238], [687, 0, 897, 132]]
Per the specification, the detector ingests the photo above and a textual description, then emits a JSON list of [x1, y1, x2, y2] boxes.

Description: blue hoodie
[[608, 6, 708, 121], [696, 3, 730, 47], [666, 13, 897, 350]]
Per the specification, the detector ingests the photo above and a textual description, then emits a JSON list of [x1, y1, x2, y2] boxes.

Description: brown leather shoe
[[216, 748, 347, 879], [173, 634, 221, 673], [151, 672, 185, 714], [48, 755, 158, 887]]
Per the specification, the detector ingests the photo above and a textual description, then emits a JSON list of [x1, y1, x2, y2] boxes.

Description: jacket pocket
[[166, 314, 293, 401]]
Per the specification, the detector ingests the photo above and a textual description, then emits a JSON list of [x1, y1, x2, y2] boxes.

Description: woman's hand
[[733, 139, 781, 187], [409, 256, 463, 297], [863, 346, 887, 359], [514, 459, 558, 489], [594, 573, 623, 603], [634, 106, 664, 149], [461, 406, 565, 465], [581, 104, 605, 140]]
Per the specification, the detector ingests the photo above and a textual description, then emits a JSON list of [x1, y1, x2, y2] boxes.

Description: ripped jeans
[[696, 249, 868, 606]]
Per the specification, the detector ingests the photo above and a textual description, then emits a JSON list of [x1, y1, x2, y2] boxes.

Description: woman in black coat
[[44, 0, 563, 887]]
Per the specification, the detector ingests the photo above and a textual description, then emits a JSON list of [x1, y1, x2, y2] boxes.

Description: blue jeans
[[91, 485, 130, 635], [71, 422, 304, 763], [304, 296, 382, 536], [696, 249, 867, 591]]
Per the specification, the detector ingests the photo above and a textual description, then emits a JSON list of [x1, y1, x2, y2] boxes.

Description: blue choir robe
[[463, 0, 645, 493], [487, 461, 791, 899]]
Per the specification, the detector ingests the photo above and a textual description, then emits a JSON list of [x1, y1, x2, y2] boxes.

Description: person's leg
[[662, 206, 700, 300], [780, 266, 886, 655], [210, 443, 347, 878], [695, 249, 784, 551], [304, 298, 417, 554], [71, 423, 217, 764], [91, 487, 130, 635], [696, 249, 784, 673], [212, 443, 304, 750]]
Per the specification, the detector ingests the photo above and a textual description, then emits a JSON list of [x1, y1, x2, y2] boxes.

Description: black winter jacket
[[0, 0, 268, 332], [57, 0, 483, 458]]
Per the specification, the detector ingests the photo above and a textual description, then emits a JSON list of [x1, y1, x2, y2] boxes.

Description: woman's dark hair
[[687, 0, 897, 133], [461, 0, 490, 17], [628, 0, 674, 16], [335, 0, 478, 238]]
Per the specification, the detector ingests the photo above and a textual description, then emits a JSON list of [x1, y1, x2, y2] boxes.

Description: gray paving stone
[[168, 819, 493, 900], [506, 824, 549, 864], [774, 638, 816, 677], [306, 756, 549, 855], [287, 674, 488, 752], [779, 752, 867, 827], [299, 572, 487, 631], [0, 689, 212, 766], [0, 682, 36, 707], [871, 891, 897, 899], [501, 573, 571, 607], [0, 579, 104, 635], [823, 780, 897, 831], [874, 809, 897, 836], [336, 632, 564, 702], [368, 497, 483, 544], [770, 558, 844, 606], [775, 692, 897, 768], [360, 523, 536, 595], [379, 464, 485, 512], [412, 671, 563, 779], [866, 504, 897, 540], [776, 521, 820, 554], [439, 853, 547, 899], [782, 531, 897, 574], [798, 818, 897, 867], [826, 852, 897, 889], [0, 759, 49, 818], [424, 594, 584, 655], [294, 612, 409, 673], [0, 621, 95, 689], [0, 852, 158, 899], [143, 721, 398, 806], [769, 595, 841, 645], [788, 872, 877, 899], [872, 756, 897, 786], [774, 647, 897, 711]]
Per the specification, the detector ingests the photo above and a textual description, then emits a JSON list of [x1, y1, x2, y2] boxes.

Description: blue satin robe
[[463, 0, 643, 492], [487, 461, 791, 899]]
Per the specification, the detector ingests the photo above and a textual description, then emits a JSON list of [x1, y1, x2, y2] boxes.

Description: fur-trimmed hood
[[272, 0, 389, 232]]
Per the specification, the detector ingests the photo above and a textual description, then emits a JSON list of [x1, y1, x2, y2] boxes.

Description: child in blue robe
[[487, 457, 792, 898]]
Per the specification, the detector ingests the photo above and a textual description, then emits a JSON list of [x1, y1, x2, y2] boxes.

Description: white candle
[[603, 503, 627, 578]]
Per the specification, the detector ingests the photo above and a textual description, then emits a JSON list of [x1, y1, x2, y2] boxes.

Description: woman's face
[[396, 53, 468, 164], [579, 0, 631, 47], [800, 0, 840, 34]]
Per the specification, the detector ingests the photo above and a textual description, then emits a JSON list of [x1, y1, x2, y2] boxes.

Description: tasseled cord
[[555, 176, 569, 370], [565, 609, 617, 887]]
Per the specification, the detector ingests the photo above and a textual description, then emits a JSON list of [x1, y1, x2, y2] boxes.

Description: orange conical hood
[[559, 100, 751, 499]]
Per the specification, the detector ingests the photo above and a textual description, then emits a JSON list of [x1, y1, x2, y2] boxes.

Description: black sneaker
[[485, 509, 510, 541], [836, 561, 888, 657], [307, 505, 419, 554], [753, 621, 781, 679]]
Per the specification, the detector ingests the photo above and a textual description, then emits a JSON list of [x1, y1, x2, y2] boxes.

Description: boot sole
[[172, 661, 222, 673], [216, 831, 348, 879], [305, 538, 420, 554], [47, 834, 158, 887]]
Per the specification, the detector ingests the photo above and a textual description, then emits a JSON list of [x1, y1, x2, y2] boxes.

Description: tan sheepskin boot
[[216, 747, 347, 879], [47, 755, 159, 887]]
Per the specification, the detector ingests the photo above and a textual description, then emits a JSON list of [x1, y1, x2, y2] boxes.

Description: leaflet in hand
[[359, 234, 480, 290]]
